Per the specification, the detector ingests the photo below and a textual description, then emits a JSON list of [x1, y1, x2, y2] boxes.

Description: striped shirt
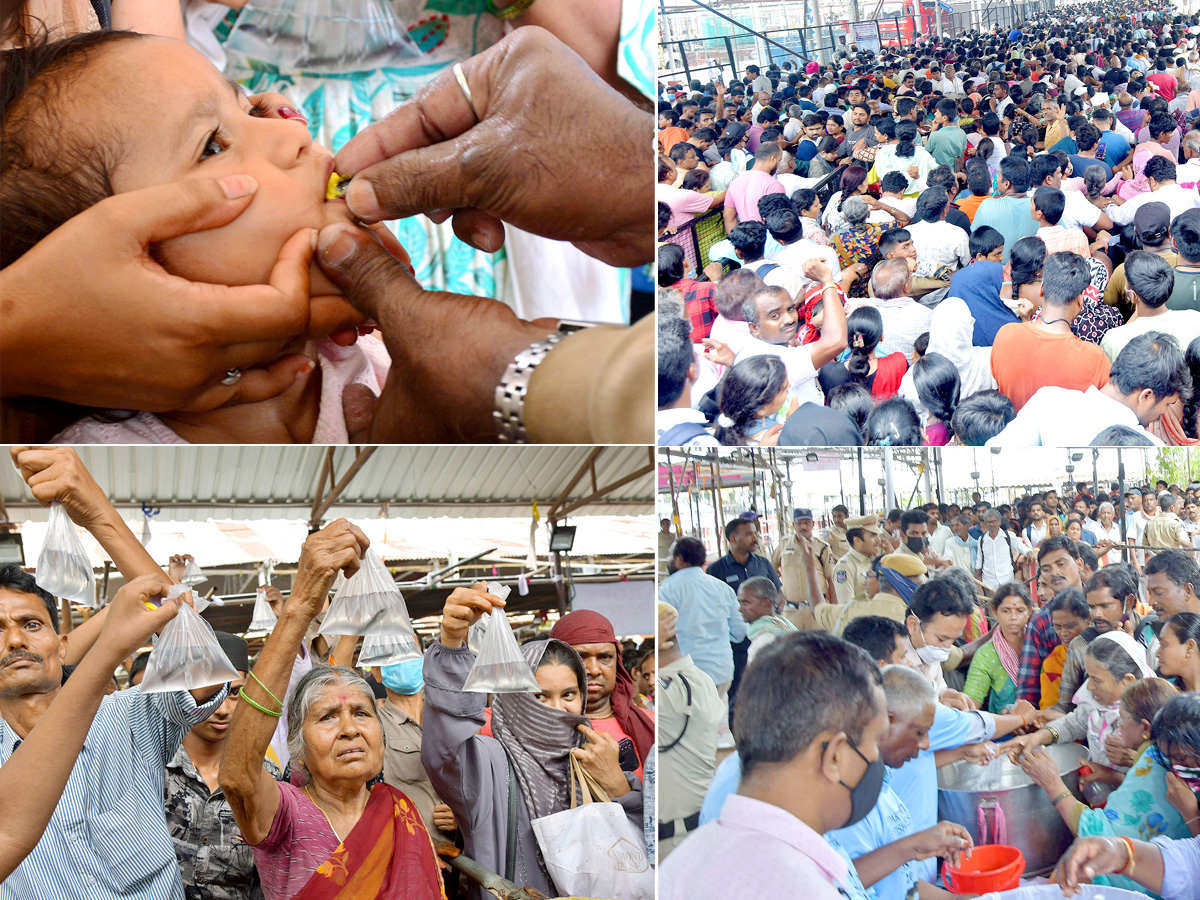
[[0, 683, 229, 900]]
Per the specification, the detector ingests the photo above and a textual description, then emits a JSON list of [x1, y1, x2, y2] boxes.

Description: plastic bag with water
[[358, 629, 422, 666], [322, 550, 412, 637], [463, 584, 540, 693], [248, 586, 278, 632], [180, 559, 207, 586], [36, 502, 96, 607], [224, 0, 422, 75], [139, 598, 240, 694]]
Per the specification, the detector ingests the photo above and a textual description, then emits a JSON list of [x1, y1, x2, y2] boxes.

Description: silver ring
[[221, 368, 242, 385], [453, 63, 481, 122]]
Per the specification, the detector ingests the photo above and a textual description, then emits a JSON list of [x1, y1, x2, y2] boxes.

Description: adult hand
[[439, 582, 507, 648], [960, 742, 998, 766], [1, 178, 360, 413], [331, 27, 651, 267], [290, 520, 370, 619], [1020, 746, 1067, 791], [168, 555, 194, 584], [10, 446, 113, 532], [1053, 837, 1129, 893], [1004, 730, 1049, 763], [572, 723, 630, 798], [907, 821, 973, 868], [701, 338, 735, 367], [758, 423, 785, 446], [1166, 771, 1200, 821], [802, 257, 835, 286], [315, 224, 557, 442], [1104, 732, 1139, 768], [1009, 698, 1037, 725], [432, 803, 457, 833], [940, 689, 975, 711], [96, 575, 185, 664]]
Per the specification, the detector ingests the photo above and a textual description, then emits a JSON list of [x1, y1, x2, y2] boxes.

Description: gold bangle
[[249, 671, 283, 708], [242, 693, 282, 719], [486, 0, 536, 19], [1050, 789, 1074, 805], [1116, 836, 1135, 876]]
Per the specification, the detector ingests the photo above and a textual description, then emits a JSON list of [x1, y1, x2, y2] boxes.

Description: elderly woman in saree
[[422, 584, 645, 899], [220, 521, 443, 900]]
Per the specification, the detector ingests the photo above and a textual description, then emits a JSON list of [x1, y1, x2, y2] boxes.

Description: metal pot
[[937, 743, 1088, 876]]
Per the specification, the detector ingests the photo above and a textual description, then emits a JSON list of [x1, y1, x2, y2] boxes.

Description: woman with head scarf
[[947, 260, 1015, 346], [422, 586, 645, 899]]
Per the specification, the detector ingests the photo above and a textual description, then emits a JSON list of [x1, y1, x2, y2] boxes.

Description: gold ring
[[453, 63, 481, 122]]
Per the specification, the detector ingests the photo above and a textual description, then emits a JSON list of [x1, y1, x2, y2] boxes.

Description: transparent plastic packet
[[357, 629, 422, 666], [248, 586, 278, 631], [322, 550, 412, 636], [463, 584, 539, 693], [36, 502, 97, 607], [139, 593, 240, 694], [225, 0, 421, 75], [181, 559, 207, 586]]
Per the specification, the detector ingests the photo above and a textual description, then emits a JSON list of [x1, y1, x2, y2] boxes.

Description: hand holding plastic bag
[[358, 629, 422, 666], [248, 586, 278, 631], [463, 584, 540, 693], [180, 558, 206, 586], [140, 589, 239, 694], [322, 550, 412, 636], [36, 502, 96, 607]]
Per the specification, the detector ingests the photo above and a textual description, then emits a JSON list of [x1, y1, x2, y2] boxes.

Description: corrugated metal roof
[[3, 446, 654, 522]]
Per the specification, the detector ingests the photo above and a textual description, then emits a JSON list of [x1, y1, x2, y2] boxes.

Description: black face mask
[[839, 737, 885, 828], [906, 536, 927, 553]]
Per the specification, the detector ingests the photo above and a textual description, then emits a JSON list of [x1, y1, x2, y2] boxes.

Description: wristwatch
[[494, 320, 595, 442]]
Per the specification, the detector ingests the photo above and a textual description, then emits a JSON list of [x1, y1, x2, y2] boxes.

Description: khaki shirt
[[814, 592, 908, 637], [771, 532, 835, 608], [377, 701, 451, 843], [1144, 511, 1191, 555], [832, 548, 871, 603], [824, 525, 850, 561]]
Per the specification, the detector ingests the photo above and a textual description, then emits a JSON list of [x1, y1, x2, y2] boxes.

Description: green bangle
[[1051, 789, 1074, 805], [250, 670, 283, 708], [242, 693, 282, 719], [486, 0, 536, 19]]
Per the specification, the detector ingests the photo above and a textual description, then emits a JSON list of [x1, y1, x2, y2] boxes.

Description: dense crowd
[[656, 478, 1200, 898], [657, 1, 1200, 448]]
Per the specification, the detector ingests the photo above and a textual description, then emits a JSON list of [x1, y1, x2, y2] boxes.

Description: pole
[[665, 449, 682, 533], [857, 447, 868, 515], [692, 459, 703, 539], [922, 448, 932, 502], [1118, 449, 1129, 565], [1092, 449, 1100, 498], [712, 460, 724, 558]]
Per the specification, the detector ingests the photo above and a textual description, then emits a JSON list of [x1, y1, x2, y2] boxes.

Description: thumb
[[316, 224, 420, 323], [106, 175, 259, 249]]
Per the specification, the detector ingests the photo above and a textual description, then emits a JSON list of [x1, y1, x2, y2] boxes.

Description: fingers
[[344, 140, 477, 224], [316, 224, 422, 324], [102, 176, 259, 249], [450, 208, 507, 255], [343, 383, 378, 443], [180, 353, 316, 414]]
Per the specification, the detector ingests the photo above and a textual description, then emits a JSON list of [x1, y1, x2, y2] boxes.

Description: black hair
[[913, 353, 960, 424], [757, 192, 792, 222], [975, 138, 996, 165], [1029, 153, 1062, 188], [657, 314, 694, 407], [128, 650, 151, 683], [980, 111, 1001, 136], [1109, 331, 1190, 402], [1039, 533, 1079, 565], [658, 201, 672, 232], [681, 168, 710, 192], [1125, 251, 1176, 308], [1174, 210, 1200, 264], [880, 171, 909, 196], [908, 577, 974, 622], [998, 155, 1032, 193], [843, 615, 908, 663], [951, 390, 1015, 445], [991, 581, 1033, 612], [1033, 186, 1066, 226], [895, 120, 919, 158], [826, 382, 873, 433], [970, 225, 1004, 260], [878, 227, 911, 257], [1075, 122, 1101, 151], [915, 188, 948, 223], [1152, 693, 1200, 762], [1149, 113, 1177, 142], [913, 332, 929, 358], [865, 397, 922, 446], [668, 142, 698, 164], [874, 116, 897, 142], [935, 98, 958, 121], [846, 306, 883, 377], [837, 166, 868, 212], [1145, 155, 1177, 184], [1048, 586, 1090, 620], [1091, 424, 1153, 446], [1008, 235, 1046, 308], [657, 243, 686, 287], [966, 159, 992, 197], [1041, 250, 1091, 307], [538, 639, 588, 693], [1086, 564, 1139, 606], [672, 536, 707, 567], [1145, 549, 1200, 592], [1165, 612, 1200, 652], [728, 221, 768, 260], [1076, 541, 1099, 573], [1086, 636, 1142, 680], [0, 562, 58, 631], [714, 356, 789, 446], [793, 188, 819, 215], [900, 509, 930, 531], [927, 166, 957, 194], [734, 632, 883, 777], [765, 207, 803, 243]]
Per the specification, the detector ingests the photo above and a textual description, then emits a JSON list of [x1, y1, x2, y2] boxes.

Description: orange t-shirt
[[957, 193, 987, 223], [990, 323, 1111, 411], [659, 127, 690, 154]]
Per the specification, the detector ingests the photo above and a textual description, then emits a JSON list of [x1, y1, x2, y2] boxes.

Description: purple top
[[252, 782, 339, 900]]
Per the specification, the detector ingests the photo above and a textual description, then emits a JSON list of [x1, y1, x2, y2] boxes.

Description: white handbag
[[529, 755, 655, 900]]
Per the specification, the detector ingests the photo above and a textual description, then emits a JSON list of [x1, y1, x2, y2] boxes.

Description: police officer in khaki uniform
[[823, 504, 851, 560], [832, 517, 882, 604], [771, 508, 835, 614]]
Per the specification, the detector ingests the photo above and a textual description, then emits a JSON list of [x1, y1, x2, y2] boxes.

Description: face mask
[[906, 536, 927, 553], [380, 658, 425, 695], [839, 737, 885, 828], [910, 618, 952, 664], [1171, 762, 1200, 792]]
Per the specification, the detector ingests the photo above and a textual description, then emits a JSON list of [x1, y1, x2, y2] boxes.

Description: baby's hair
[[1, 29, 144, 267]]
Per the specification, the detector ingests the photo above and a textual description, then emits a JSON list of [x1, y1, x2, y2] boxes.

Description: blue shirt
[[827, 771, 919, 900], [889, 704, 995, 883], [1098, 131, 1131, 168], [1068, 154, 1113, 183], [0, 684, 229, 900], [659, 565, 747, 685], [1155, 833, 1200, 900]]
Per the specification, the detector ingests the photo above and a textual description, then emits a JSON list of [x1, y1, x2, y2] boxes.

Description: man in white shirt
[[1028, 154, 1114, 233], [850, 258, 934, 359], [905, 190, 971, 272], [1094, 501, 1126, 566], [978, 510, 1034, 590], [1109, 158, 1200, 227], [1024, 501, 1049, 546]]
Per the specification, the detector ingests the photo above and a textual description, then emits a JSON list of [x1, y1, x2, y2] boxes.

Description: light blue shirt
[[659, 566, 746, 685], [1154, 833, 1200, 900], [0, 684, 229, 900], [889, 704, 995, 883], [827, 771, 918, 900], [700, 751, 743, 825]]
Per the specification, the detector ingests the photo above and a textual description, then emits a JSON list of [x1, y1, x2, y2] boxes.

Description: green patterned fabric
[[963, 640, 1019, 714]]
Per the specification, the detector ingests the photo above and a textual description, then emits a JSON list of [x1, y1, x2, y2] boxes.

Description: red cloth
[[292, 783, 443, 900], [549, 610, 655, 766], [870, 352, 908, 401]]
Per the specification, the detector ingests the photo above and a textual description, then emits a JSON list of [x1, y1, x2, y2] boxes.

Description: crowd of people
[[0, 446, 656, 900], [656, 0, 1200, 448], [656, 476, 1200, 899]]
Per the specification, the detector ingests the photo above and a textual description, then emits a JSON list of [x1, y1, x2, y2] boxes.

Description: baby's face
[[98, 38, 359, 297]]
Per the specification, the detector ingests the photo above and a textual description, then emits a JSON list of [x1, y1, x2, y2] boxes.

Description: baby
[[1, 30, 404, 443]]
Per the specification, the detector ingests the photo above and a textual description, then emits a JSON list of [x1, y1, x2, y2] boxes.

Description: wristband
[[1115, 836, 1135, 876]]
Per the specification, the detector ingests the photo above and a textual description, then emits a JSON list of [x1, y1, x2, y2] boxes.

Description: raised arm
[[804, 259, 849, 369], [219, 520, 369, 846], [0, 575, 183, 880]]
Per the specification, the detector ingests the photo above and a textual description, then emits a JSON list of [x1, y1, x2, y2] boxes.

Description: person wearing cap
[[817, 553, 924, 637], [165, 632, 283, 900], [771, 509, 835, 619], [1105, 202, 1181, 313], [832, 517, 883, 605]]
